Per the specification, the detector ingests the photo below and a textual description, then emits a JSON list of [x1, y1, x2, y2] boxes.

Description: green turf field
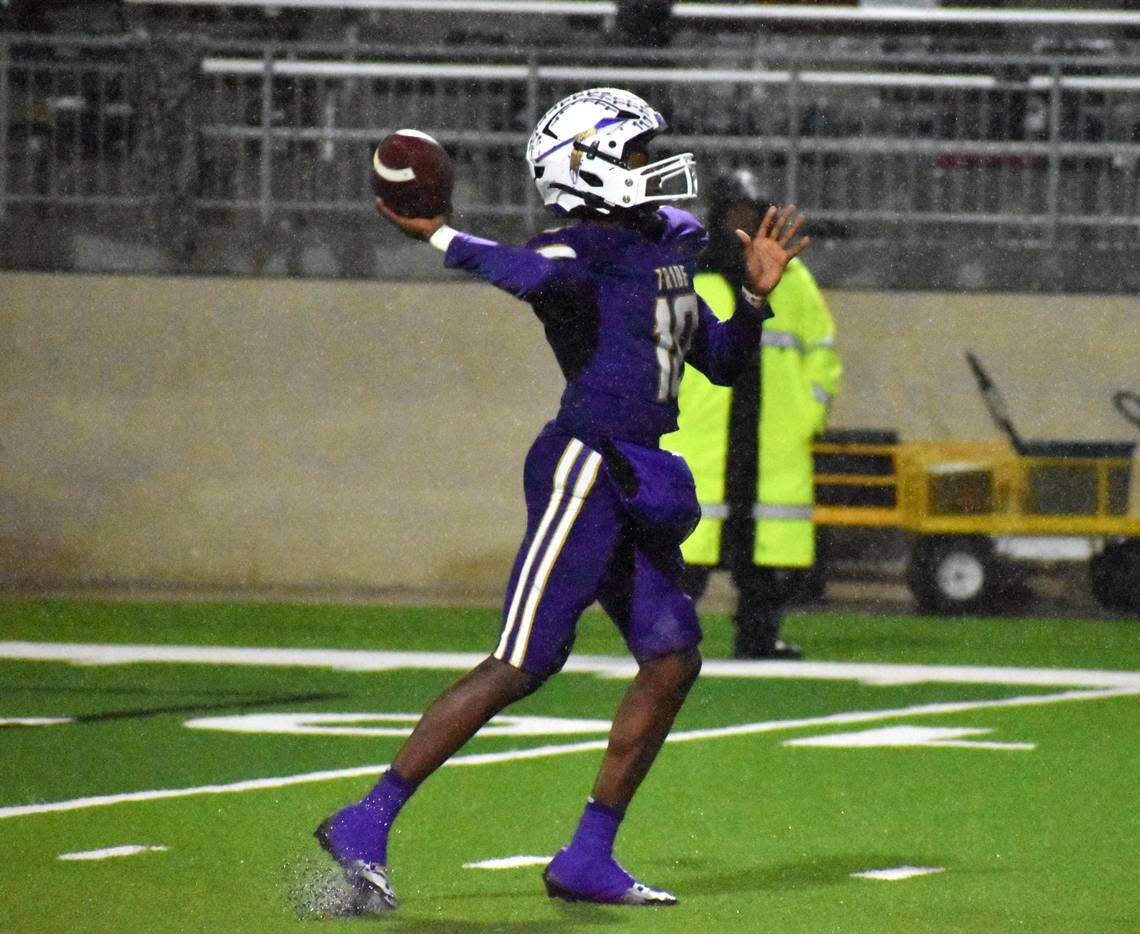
[[2, 598, 1137, 932]]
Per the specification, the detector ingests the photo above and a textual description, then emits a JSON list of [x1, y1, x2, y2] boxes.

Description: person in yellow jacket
[[662, 170, 842, 659]]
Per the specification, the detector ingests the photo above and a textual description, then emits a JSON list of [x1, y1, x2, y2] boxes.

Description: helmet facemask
[[575, 136, 697, 212]]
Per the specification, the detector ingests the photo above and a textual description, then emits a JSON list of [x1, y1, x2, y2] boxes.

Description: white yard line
[[785, 726, 1036, 751], [58, 845, 168, 861], [664, 686, 1138, 744], [852, 866, 945, 882], [1, 685, 1134, 821], [2, 641, 1139, 689], [0, 763, 390, 819], [463, 855, 551, 870]]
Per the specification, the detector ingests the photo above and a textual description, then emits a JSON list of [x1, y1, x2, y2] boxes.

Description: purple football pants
[[493, 425, 702, 678]]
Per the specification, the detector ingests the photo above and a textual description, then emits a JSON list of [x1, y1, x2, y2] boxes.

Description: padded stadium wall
[[2, 271, 1137, 598]]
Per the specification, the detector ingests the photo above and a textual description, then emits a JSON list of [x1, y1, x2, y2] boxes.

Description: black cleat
[[314, 818, 398, 913], [735, 639, 804, 660]]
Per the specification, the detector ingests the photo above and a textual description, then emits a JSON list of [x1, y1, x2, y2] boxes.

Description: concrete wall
[[2, 271, 1137, 597], [824, 291, 1139, 445]]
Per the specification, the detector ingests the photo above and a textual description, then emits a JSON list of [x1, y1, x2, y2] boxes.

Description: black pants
[[682, 564, 805, 656]]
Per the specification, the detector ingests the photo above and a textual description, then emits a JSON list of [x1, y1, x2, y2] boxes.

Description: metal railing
[[121, 0, 1140, 31], [2, 32, 1139, 279]]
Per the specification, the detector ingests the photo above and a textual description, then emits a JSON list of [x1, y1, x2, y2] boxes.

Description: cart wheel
[[907, 535, 1000, 615], [1089, 540, 1140, 614]]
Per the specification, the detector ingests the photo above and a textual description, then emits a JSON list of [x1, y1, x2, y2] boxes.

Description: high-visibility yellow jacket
[[662, 258, 841, 567]]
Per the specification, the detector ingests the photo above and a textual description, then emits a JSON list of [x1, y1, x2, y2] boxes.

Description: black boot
[[733, 567, 804, 660]]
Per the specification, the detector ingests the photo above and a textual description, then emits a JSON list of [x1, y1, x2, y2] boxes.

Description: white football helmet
[[525, 87, 697, 216]]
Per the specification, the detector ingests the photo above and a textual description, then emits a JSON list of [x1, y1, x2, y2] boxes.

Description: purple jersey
[[442, 206, 767, 447]]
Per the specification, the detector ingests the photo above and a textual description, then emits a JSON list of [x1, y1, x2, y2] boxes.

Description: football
[[369, 129, 454, 218]]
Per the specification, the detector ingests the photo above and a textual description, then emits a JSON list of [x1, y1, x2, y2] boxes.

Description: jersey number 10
[[653, 292, 698, 403]]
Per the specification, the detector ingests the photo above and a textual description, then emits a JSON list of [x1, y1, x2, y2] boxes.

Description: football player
[[316, 87, 809, 912]]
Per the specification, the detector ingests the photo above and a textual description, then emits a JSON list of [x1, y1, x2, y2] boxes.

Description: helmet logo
[[568, 129, 596, 182]]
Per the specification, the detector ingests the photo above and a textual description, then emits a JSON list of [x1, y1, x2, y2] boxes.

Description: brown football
[[370, 130, 454, 218]]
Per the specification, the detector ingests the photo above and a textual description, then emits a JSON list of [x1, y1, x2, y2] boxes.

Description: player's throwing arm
[[374, 189, 810, 309]]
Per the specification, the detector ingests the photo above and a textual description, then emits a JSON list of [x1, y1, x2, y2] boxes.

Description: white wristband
[[741, 285, 769, 310], [428, 225, 459, 252]]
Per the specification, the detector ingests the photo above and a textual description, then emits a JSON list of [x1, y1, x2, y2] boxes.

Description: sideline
[[3, 641, 1140, 688]]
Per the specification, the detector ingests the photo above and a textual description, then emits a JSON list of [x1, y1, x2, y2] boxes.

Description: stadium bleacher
[[1, 2, 1138, 289]]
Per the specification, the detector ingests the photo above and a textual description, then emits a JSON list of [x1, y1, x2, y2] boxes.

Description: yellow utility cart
[[812, 436, 1140, 614]]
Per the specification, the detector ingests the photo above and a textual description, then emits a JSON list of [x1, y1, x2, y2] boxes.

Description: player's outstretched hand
[[375, 198, 448, 241], [735, 204, 811, 298]]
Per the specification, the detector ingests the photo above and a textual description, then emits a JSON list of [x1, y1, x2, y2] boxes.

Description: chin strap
[[550, 182, 613, 213]]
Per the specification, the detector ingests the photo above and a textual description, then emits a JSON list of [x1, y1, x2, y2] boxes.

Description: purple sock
[[326, 769, 418, 865], [360, 768, 418, 817], [567, 797, 625, 858]]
